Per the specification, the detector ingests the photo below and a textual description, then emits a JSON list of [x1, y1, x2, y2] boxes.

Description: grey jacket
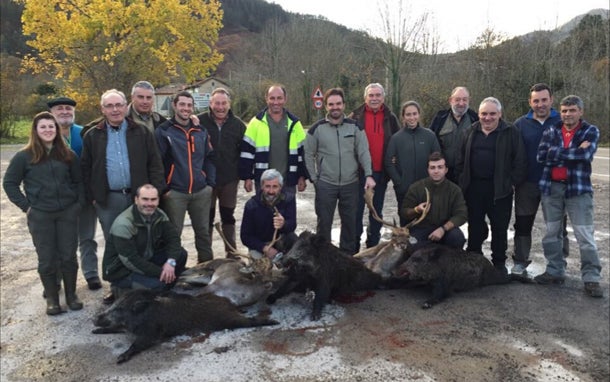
[[384, 125, 440, 195], [305, 116, 372, 186]]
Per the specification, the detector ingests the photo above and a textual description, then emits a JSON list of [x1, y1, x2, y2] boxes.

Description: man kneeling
[[241, 169, 298, 260], [102, 184, 187, 298], [402, 152, 467, 250]]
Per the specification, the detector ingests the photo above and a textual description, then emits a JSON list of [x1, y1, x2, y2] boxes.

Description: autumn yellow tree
[[19, 0, 223, 108]]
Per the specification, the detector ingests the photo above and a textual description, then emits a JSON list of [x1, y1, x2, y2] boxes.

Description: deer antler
[[266, 207, 282, 249], [364, 188, 399, 228], [405, 187, 430, 229], [214, 222, 245, 259]]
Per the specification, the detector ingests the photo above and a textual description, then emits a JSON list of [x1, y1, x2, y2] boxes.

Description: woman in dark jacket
[[3, 112, 85, 315]]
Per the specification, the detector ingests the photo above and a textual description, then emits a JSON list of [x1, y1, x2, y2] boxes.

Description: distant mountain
[[519, 8, 609, 45]]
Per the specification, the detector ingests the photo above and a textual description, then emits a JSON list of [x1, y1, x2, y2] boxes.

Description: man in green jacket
[[102, 184, 187, 296], [402, 152, 467, 249]]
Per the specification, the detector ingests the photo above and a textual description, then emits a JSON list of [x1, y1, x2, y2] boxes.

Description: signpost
[[311, 86, 323, 110]]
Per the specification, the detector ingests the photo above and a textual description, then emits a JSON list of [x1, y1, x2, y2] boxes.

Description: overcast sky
[[270, 0, 609, 52]]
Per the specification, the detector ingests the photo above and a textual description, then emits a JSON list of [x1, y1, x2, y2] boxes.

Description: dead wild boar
[[269, 231, 382, 320], [396, 244, 533, 309], [93, 289, 278, 363]]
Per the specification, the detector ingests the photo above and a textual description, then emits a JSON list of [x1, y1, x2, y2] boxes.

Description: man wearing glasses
[[81, 89, 165, 246]]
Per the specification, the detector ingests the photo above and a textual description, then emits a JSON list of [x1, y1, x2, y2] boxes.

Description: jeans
[[315, 180, 360, 254], [409, 226, 466, 250], [356, 171, 387, 248], [541, 182, 601, 282], [513, 181, 569, 265], [95, 192, 133, 241], [78, 202, 99, 279], [113, 249, 187, 290], [465, 179, 513, 266], [162, 187, 213, 263]]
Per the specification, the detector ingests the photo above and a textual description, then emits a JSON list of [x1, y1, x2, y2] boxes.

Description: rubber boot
[[41, 275, 64, 315], [63, 271, 83, 311], [222, 223, 237, 255], [513, 235, 532, 265]]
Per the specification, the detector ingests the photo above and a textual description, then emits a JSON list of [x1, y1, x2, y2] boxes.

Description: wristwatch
[[166, 258, 177, 267]]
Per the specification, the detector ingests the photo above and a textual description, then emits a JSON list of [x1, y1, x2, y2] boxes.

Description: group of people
[[3, 80, 604, 316]]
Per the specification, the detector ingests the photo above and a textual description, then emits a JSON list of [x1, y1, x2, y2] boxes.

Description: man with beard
[[156, 91, 216, 264], [102, 184, 187, 296], [240, 169, 297, 260], [305, 87, 375, 254], [512, 83, 568, 276], [429, 86, 479, 184]]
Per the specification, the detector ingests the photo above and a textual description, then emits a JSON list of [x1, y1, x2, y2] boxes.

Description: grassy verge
[[0, 120, 30, 145]]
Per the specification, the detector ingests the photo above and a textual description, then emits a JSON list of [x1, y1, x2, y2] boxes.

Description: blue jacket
[[240, 191, 296, 253], [537, 119, 598, 198], [155, 119, 216, 194], [65, 123, 84, 157], [514, 109, 561, 183]]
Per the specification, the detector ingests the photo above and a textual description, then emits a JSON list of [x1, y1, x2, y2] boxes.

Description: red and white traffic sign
[[311, 86, 323, 110]]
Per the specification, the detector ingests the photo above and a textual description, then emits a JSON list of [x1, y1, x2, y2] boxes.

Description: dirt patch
[[1, 144, 608, 381]]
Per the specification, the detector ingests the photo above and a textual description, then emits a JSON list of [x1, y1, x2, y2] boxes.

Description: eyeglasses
[[103, 103, 126, 110]]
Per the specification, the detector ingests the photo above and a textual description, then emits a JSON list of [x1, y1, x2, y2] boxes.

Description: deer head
[[364, 187, 430, 243]]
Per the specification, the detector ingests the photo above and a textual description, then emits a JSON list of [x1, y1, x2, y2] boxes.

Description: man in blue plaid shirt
[[535, 95, 603, 298]]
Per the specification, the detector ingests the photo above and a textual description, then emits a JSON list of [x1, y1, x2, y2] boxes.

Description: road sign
[[311, 86, 323, 100], [312, 86, 323, 110]]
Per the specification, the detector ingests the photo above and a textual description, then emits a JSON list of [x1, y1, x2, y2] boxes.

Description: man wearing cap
[[48, 96, 101, 290]]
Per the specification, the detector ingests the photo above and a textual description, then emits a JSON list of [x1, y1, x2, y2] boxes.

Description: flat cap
[[47, 96, 77, 108]]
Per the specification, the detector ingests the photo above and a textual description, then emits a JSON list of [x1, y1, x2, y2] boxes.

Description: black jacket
[[81, 118, 165, 205], [455, 119, 527, 200], [198, 110, 246, 187]]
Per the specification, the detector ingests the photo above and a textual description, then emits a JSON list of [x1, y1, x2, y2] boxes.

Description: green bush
[[0, 119, 30, 144]]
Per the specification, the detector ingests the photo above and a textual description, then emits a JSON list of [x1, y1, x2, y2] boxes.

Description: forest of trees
[[1, 0, 608, 142]]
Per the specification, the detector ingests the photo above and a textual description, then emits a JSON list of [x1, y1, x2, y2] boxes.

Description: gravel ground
[[1, 144, 608, 382]]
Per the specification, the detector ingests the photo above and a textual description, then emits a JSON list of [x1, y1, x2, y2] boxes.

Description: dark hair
[[428, 151, 445, 164], [559, 95, 584, 110], [136, 183, 159, 197], [173, 91, 194, 105], [323, 87, 345, 104], [24, 112, 74, 164], [530, 83, 553, 97], [401, 100, 422, 116]]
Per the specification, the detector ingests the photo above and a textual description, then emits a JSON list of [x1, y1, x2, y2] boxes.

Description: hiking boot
[[534, 272, 565, 285], [511, 263, 528, 276], [584, 282, 604, 298]]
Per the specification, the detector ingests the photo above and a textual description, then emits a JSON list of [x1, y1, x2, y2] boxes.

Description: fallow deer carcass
[[176, 222, 283, 307], [354, 187, 430, 279]]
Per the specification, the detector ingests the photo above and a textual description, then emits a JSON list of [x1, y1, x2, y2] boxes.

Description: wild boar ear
[[132, 300, 151, 314], [428, 247, 442, 261]]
